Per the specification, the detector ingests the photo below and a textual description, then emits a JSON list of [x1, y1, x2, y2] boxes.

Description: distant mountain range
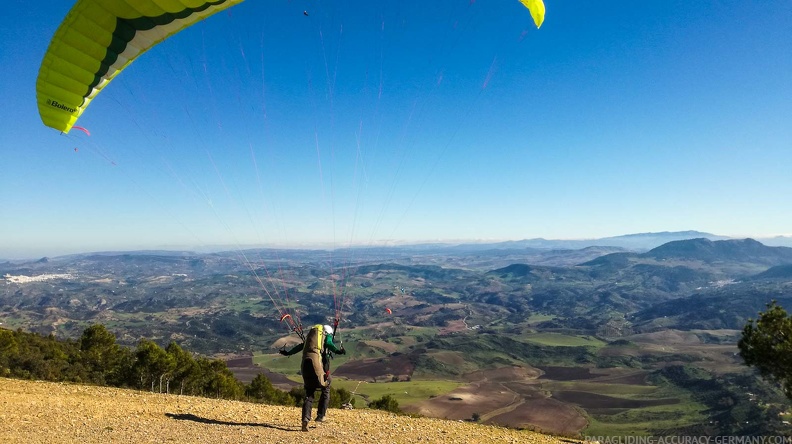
[[385, 231, 792, 253], [440, 230, 730, 252], [4, 231, 792, 263]]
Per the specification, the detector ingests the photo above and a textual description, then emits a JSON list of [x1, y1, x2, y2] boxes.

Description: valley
[[2, 236, 791, 436]]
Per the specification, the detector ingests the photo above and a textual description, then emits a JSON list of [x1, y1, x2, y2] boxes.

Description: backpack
[[304, 324, 325, 356]]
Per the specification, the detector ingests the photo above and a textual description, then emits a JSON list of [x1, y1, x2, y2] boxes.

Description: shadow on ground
[[165, 413, 296, 432]]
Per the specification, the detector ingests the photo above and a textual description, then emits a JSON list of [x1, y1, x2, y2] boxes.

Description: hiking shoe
[[315, 416, 325, 423], [301, 421, 309, 432]]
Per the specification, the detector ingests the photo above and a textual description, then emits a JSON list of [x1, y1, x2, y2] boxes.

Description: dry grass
[[0, 377, 574, 444]]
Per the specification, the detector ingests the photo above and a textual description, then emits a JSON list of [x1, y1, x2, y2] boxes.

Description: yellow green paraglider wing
[[36, 0, 243, 134], [519, 0, 546, 29]]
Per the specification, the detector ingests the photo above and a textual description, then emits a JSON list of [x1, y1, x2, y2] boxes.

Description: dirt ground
[[335, 353, 416, 381], [552, 390, 679, 412], [0, 377, 573, 444], [488, 397, 589, 434], [538, 366, 598, 381], [404, 366, 588, 436]]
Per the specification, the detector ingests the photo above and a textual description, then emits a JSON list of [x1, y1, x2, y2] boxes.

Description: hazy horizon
[[4, 230, 792, 261]]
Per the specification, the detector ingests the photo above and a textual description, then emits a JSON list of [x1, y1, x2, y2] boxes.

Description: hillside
[[0, 377, 570, 444], [631, 280, 792, 331], [645, 238, 792, 266]]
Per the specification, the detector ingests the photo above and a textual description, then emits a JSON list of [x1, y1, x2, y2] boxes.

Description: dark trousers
[[301, 358, 330, 423]]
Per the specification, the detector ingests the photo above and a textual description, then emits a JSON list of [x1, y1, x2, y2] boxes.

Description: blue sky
[[1, 0, 791, 259]]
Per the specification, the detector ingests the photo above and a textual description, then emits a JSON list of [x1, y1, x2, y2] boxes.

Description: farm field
[[248, 324, 776, 437], [521, 333, 608, 348]]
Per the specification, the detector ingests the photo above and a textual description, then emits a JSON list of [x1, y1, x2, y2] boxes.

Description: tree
[[0, 329, 20, 376], [79, 324, 129, 386], [203, 359, 244, 399], [247, 373, 276, 401], [132, 339, 175, 392], [165, 342, 198, 395], [330, 387, 354, 408], [246, 374, 294, 405], [739, 301, 792, 399], [369, 394, 401, 413]]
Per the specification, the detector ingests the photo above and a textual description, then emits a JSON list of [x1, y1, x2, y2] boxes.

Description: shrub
[[369, 394, 401, 413]]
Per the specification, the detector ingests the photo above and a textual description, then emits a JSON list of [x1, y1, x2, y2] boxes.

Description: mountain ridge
[[644, 238, 792, 264], [0, 230, 764, 262]]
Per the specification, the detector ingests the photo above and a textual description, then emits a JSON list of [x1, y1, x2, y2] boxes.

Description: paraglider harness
[[278, 319, 340, 381], [314, 319, 341, 374], [304, 324, 326, 355], [278, 318, 341, 366]]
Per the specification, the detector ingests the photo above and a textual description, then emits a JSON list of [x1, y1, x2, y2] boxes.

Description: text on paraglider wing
[[47, 99, 76, 114]]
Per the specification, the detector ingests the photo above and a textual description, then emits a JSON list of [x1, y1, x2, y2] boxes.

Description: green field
[[581, 382, 709, 436], [253, 349, 363, 374], [331, 378, 463, 406], [584, 400, 708, 436], [521, 332, 607, 347], [525, 313, 556, 324], [255, 349, 463, 408], [539, 380, 659, 396]]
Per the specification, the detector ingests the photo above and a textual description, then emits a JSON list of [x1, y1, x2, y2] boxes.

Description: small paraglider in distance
[[303, 10, 309, 16], [280, 313, 292, 322], [386, 308, 392, 315], [73, 147, 78, 152]]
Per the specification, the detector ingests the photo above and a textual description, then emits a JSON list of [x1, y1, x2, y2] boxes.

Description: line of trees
[[0, 324, 350, 408]]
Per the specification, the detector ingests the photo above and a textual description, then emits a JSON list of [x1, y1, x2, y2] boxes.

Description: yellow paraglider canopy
[[36, 0, 243, 134], [36, 0, 545, 134], [520, 0, 546, 29]]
